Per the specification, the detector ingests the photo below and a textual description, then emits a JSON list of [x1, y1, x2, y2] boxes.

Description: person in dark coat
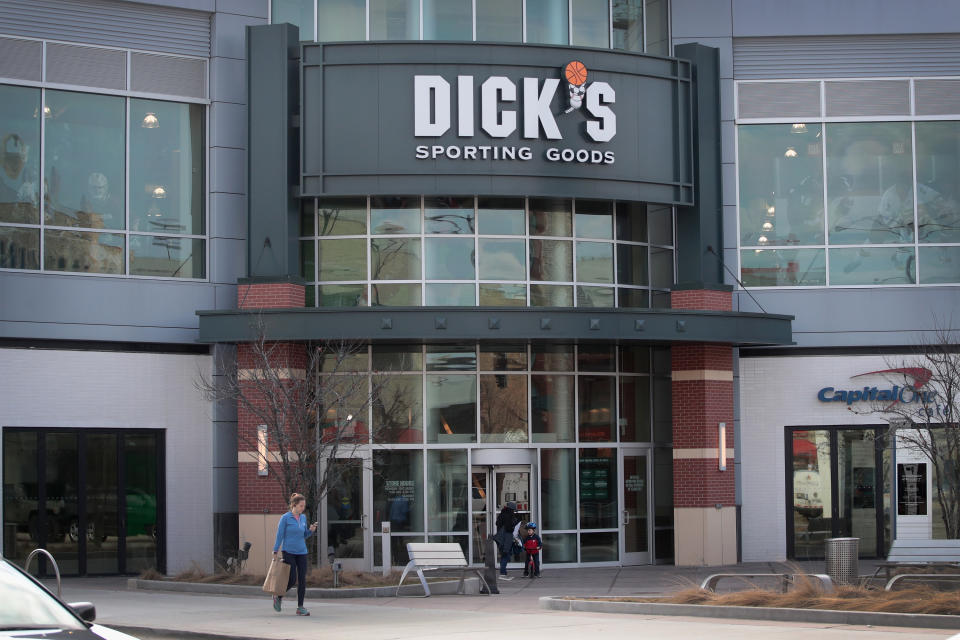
[[494, 501, 519, 577]]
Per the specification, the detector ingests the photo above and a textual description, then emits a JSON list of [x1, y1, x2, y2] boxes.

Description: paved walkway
[[56, 562, 957, 640]]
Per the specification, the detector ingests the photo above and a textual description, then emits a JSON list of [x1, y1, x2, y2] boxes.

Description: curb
[[127, 577, 479, 599], [111, 626, 262, 640], [539, 596, 960, 630]]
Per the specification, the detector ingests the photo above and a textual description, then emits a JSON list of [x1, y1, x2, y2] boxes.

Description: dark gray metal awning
[[196, 307, 793, 346]]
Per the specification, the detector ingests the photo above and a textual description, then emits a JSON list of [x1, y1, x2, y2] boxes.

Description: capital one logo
[[414, 61, 616, 143]]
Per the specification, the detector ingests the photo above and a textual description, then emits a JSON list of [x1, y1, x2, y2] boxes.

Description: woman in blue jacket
[[272, 492, 317, 616]]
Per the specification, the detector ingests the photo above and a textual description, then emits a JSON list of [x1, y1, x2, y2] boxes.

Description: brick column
[[671, 287, 736, 566], [236, 281, 306, 573]]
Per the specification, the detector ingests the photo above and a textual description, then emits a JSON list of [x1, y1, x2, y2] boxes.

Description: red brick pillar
[[671, 288, 736, 566], [236, 281, 305, 572]]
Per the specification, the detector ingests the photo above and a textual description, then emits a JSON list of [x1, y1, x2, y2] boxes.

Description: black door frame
[[784, 425, 888, 560], [2, 427, 166, 576]]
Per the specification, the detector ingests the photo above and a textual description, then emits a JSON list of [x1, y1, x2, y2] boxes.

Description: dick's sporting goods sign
[[301, 42, 694, 204], [413, 61, 617, 165]]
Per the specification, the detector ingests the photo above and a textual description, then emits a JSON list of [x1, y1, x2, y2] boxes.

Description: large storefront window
[[2, 429, 163, 576], [787, 426, 891, 560], [300, 197, 675, 308], [0, 84, 205, 278], [739, 117, 960, 286]]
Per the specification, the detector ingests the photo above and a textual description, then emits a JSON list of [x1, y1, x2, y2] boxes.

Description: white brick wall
[[0, 348, 213, 573], [739, 353, 917, 561]]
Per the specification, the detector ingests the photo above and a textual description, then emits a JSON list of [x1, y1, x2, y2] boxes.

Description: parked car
[[0, 554, 139, 640]]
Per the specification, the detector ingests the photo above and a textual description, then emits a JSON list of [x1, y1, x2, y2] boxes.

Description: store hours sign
[[301, 42, 694, 204]]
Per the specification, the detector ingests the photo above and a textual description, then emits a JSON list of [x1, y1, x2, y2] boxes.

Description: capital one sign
[[413, 61, 617, 165]]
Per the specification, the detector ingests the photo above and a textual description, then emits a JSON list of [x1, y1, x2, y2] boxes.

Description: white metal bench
[[396, 542, 491, 597], [873, 539, 960, 581]]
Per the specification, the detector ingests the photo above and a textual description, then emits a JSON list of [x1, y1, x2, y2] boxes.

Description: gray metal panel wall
[[733, 35, 960, 79], [0, 0, 211, 58]]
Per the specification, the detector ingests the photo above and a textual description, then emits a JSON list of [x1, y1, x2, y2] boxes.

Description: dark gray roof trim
[[196, 307, 793, 346]]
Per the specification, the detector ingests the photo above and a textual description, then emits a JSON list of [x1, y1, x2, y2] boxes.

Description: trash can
[[825, 537, 859, 585]]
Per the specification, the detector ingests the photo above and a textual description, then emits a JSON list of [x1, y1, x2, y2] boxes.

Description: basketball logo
[[563, 61, 589, 114], [565, 61, 587, 87]]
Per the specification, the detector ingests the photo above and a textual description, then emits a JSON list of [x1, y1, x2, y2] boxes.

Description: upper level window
[[0, 84, 205, 278], [738, 119, 960, 287], [281, 0, 669, 52], [298, 196, 675, 308]]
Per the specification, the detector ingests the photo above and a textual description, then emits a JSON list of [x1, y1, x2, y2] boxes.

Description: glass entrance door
[[470, 465, 532, 565], [323, 455, 371, 570], [619, 448, 652, 564]]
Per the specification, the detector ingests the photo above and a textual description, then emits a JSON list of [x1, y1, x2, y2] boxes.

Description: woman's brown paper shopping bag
[[262, 556, 291, 595]]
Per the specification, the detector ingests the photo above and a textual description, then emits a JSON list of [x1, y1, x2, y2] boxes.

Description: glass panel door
[[45, 433, 79, 575], [87, 433, 119, 574], [838, 429, 879, 556], [790, 429, 831, 559], [470, 469, 490, 564], [494, 466, 531, 566], [2, 431, 38, 564], [124, 433, 160, 573], [620, 448, 651, 564], [325, 455, 370, 570]]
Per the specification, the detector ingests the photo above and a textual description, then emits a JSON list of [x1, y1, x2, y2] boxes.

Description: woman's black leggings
[[282, 551, 308, 607]]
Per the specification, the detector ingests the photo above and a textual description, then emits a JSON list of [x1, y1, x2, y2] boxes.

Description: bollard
[[381, 522, 391, 577], [480, 536, 499, 594]]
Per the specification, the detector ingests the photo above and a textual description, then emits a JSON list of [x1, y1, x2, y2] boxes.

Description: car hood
[[0, 625, 138, 640]]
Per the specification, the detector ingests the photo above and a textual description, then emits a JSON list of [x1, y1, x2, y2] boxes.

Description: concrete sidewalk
[[53, 560, 958, 640]]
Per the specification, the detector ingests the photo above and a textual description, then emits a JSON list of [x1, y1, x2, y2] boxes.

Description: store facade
[[197, 12, 793, 572]]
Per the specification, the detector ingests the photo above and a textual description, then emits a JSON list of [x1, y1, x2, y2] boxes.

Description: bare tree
[[853, 323, 960, 537], [197, 317, 390, 560]]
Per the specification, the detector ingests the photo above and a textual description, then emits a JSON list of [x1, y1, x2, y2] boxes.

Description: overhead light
[[762, 221, 773, 231], [758, 235, 769, 245], [791, 123, 808, 134], [33, 106, 52, 119], [152, 186, 167, 199], [142, 112, 159, 128], [784, 147, 799, 158], [766, 205, 776, 216]]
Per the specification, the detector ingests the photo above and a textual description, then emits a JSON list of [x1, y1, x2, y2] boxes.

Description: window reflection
[[373, 450, 423, 531], [425, 237, 475, 279], [612, 0, 643, 52], [317, 0, 365, 42], [0, 227, 39, 270], [576, 241, 613, 283], [479, 283, 526, 305], [425, 283, 474, 305], [318, 198, 366, 236], [370, 0, 419, 40], [426, 374, 477, 443], [0, 85, 40, 225], [577, 286, 613, 307], [476, 0, 522, 42], [423, 0, 472, 40], [829, 247, 915, 285], [478, 238, 525, 280], [530, 239, 572, 281], [371, 283, 420, 305], [272, 0, 315, 39], [526, 0, 569, 44], [531, 375, 575, 442], [572, 0, 610, 48], [915, 122, 960, 244], [738, 124, 824, 246], [827, 122, 914, 245], [477, 198, 524, 234], [129, 236, 204, 278], [428, 450, 468, 532], [480, 374, 528, 442], [318, 284, 368, 306], [45, 91, 125, 231], [425, 196, 474, 233], [741, 248, 826, 287], [319, 238, 366, 280], [579, 376, 615, 441], [919, 246, 960, 284], [373, 376, 423, 443], [371, 197, 420, 234], [541, 449, 577, 528], [130, 100, 204, 235], [44, 230, 123, 274], [371, 237, 420, 279]]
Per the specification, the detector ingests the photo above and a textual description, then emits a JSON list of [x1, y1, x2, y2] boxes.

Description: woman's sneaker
[[296, 607, 310, 616], [272, 596, 281, 612]]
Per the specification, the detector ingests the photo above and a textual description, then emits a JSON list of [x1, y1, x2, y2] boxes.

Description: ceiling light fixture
[[784, 147, 799, 158], [791, 123, 808, 134], [142, 112, 159, 128]]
